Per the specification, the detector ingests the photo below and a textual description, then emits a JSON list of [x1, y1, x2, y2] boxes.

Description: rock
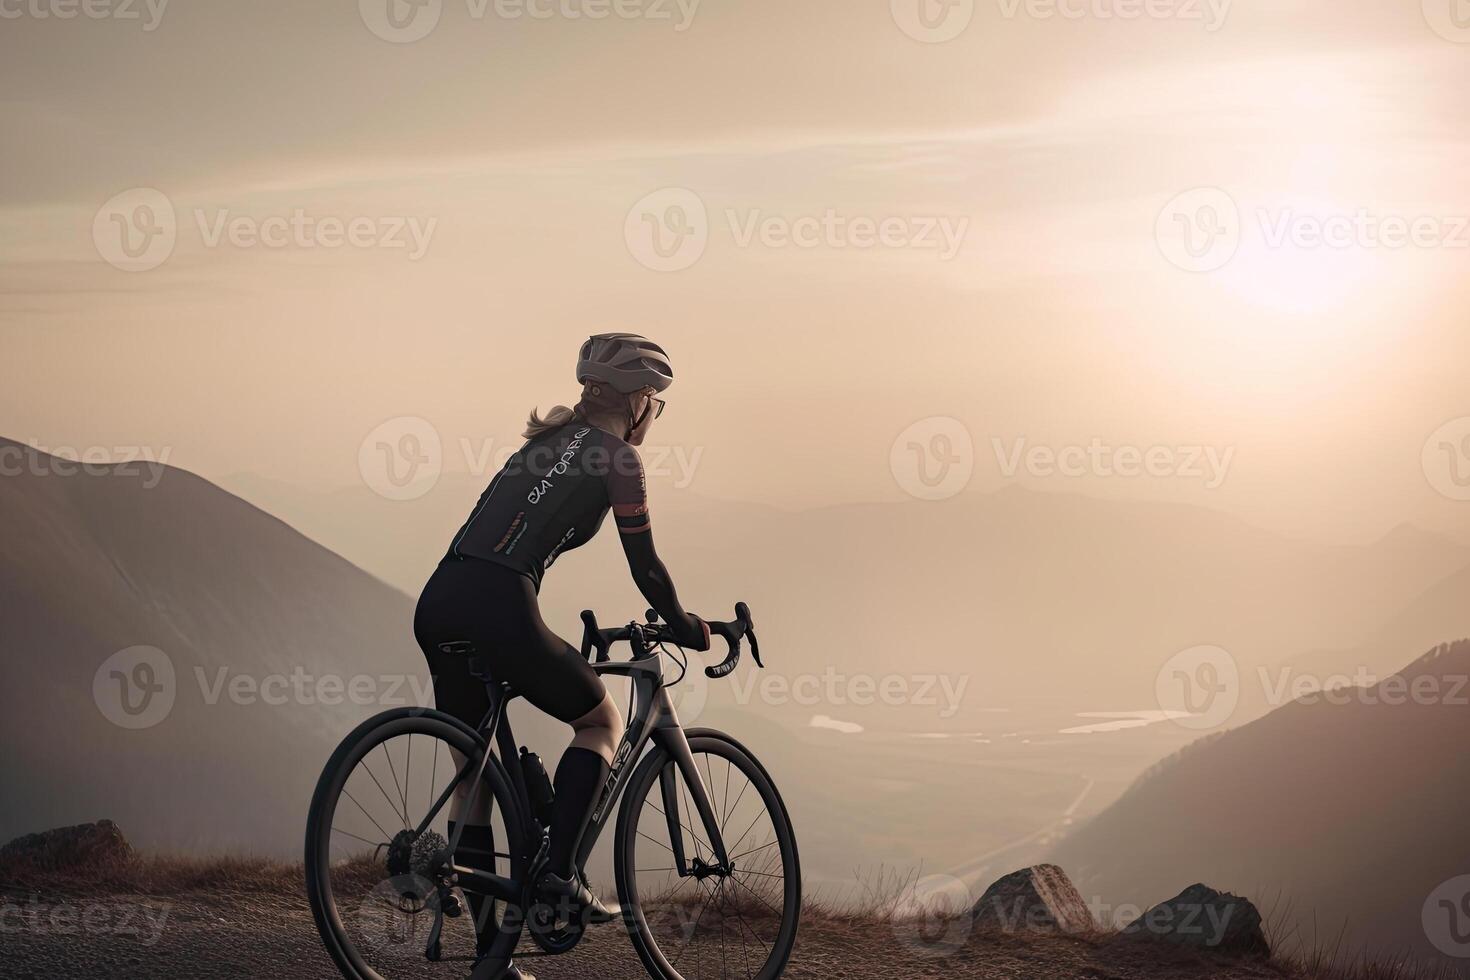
[[972, 864, 1096, 934], [0, 820, 133, 870], [1118, 883, 1269, 956]]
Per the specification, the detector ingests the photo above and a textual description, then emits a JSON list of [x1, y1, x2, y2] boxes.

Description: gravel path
[[1, 890, 1298, 980]]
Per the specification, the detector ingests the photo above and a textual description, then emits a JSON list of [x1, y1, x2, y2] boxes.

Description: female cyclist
[[413, 333, 710, 976]]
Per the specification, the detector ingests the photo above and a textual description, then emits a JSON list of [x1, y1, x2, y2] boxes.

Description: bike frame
[[441, 643, 729, 904]]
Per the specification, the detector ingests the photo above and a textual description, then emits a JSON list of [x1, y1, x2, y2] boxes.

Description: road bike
[[305, 602, 801, 980]]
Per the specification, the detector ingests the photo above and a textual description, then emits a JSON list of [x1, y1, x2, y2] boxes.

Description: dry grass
[[0, 850, 305, 897], [3, 854, 1464, 980]]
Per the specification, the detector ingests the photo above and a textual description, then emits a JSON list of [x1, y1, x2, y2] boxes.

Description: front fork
[[653, 722, 731, 877]]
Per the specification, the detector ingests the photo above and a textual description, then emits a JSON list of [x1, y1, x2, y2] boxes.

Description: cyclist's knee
[[568, 694, 622, 764]]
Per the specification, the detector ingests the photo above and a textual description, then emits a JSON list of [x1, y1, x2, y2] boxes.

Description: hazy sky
[[3, 0, 1468, 540]]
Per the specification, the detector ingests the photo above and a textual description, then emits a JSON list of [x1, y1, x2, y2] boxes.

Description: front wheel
[[614, 730, 801, 980]]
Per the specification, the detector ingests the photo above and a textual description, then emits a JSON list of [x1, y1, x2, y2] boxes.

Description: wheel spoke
[[380, 742, 410, 828], [724, 806, 770, 859], [330, 825, 385, 849], [628, 745, 794, 980], [729, 839, 778, 863], [341, 787, 394, 844], [731, 874, 785, 920], [645, 796, 715, 858], [361, 754, 408, 830]]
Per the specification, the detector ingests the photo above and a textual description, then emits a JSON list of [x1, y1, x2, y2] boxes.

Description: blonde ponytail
[[523, 405, 578, 439]]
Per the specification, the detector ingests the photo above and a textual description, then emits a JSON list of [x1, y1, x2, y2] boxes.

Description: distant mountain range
[[220, 469, 1470, 719], [1050, 638, 1470, 966], [1, 438, 446, 853]]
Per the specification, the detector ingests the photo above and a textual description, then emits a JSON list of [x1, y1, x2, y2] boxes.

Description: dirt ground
[[0, 887, 1302, 980]]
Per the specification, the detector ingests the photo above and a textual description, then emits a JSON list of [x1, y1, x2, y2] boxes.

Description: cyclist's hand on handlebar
[[671, 614, 711, 652]]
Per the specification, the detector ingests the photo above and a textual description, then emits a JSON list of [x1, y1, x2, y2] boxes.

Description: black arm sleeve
[[620, 530, 704, 648], [607, 441, 706, 649]]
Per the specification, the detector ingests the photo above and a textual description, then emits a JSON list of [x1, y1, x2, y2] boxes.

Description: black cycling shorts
[[413, 557, 606, 726]]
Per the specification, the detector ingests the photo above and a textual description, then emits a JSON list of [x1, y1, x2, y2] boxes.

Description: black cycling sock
[[449, 820, 497, 953], [546, 747, 609, 877]]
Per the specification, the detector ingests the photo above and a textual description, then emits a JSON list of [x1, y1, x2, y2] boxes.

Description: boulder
[[972, 864, 1096, 934], [0, 820, 133, 870], [1118, 883, 1269, 956]]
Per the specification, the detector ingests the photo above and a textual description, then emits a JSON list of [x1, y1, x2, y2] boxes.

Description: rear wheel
[[614, 731, 801, 980], [305, 708, 527, 980]]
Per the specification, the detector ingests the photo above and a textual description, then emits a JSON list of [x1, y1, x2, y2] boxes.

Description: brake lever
[[734, 601, 763, 669], [580, 610, 611, 663]]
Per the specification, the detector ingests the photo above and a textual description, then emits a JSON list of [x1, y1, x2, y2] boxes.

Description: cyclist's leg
[[547, 694, 620, 875], [415, 564, 502, 949], [417, 560, 625, 880], [476, 592, 625, 881]]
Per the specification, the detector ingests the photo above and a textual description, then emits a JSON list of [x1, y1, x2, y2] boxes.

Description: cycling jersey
[[448, 423, 649, 586], [443, 421, 702, 648]]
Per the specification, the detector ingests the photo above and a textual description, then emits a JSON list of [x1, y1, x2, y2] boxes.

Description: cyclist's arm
[[609, 444, 710, 651]]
